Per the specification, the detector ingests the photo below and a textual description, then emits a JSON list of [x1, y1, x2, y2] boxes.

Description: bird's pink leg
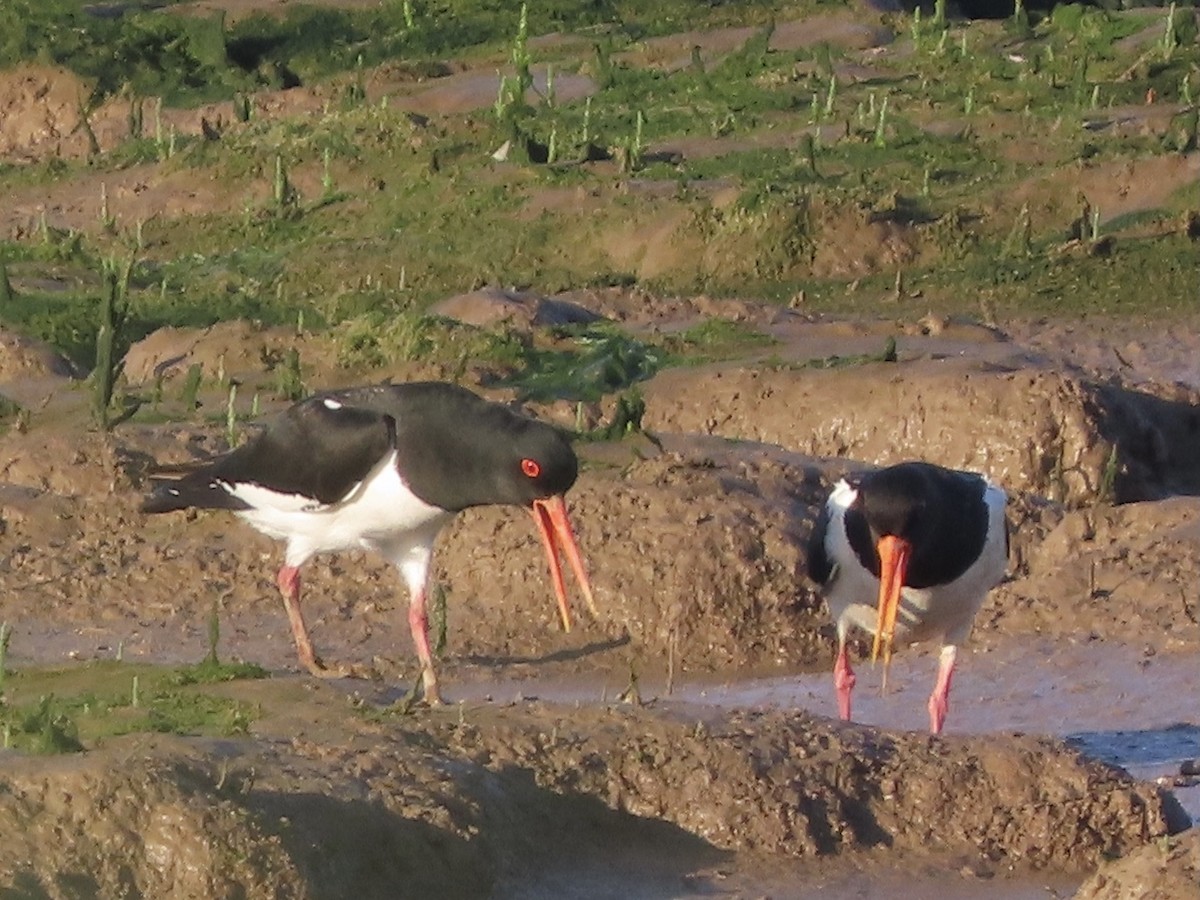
[[928, 645, 957, 735], [407, 586, 442, 706], [277, 565, 338, 677], [834, 643, 856, 721]]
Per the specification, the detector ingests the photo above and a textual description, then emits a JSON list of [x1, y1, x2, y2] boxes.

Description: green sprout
[[873, 95, 889, 147], [93, 257, 134, 430]]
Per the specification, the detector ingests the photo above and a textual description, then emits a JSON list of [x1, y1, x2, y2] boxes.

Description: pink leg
[[834, 643, 856, 722], [928, 646, 957, 735], [277, 565, 331, 676], [407, 586, 442, 705]]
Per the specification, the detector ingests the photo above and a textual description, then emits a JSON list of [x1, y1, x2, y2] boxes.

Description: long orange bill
[[870, 535, 912, 686], [531, 495, 597, 632]]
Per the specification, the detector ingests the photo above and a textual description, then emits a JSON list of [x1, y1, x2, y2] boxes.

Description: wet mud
[[1, 304, 1198, 897]]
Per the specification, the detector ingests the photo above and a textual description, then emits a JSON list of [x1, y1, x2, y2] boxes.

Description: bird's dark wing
[[905, 467, 992, 588], [142, 398, 396, 513], [805, 500, 837, 586]]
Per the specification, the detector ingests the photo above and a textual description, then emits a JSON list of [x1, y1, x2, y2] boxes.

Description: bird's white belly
[[231, 452, 452, 565], [830, 575, 978, 646]]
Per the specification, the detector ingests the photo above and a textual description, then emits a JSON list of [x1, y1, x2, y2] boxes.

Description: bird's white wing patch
[[829, 478, 858, 510], [221, 480, 325, 513], [322, 398, 343, 410]]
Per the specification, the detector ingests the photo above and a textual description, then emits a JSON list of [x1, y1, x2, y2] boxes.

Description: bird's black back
[[141, 382, 577, 515], [327, 382, 577, 511], [844, 462, 991, 589]]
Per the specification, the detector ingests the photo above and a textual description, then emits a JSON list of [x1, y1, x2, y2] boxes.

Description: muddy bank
[[641, 355, 1200, 507], [1075, 828, 1200, 900], [0, 687, 1183, 898], [0, 312, 1198, 898]]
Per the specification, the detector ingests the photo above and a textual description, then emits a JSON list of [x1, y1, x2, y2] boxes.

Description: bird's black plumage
[[805, 500, 836, 585], [840, 462, 993, 589], [142, 400, 396, 513], [139, 380, 596, 702], [141, 382, 577, 515]]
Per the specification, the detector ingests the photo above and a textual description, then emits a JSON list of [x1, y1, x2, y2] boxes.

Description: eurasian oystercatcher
[[142, 381, 596, 704], [806, 461, 1008, 734]]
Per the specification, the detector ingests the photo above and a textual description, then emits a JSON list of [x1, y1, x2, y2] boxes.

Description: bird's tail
[[141, 470, 248, 514]]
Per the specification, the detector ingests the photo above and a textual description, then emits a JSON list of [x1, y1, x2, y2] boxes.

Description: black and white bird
[[806, 461, 1008, 734], [142, 381, 596, 705]]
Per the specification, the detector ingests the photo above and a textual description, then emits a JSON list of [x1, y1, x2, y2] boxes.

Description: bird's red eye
[[521, 458, 541, 479]]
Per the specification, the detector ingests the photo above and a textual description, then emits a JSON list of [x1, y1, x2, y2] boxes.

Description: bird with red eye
[[140, 381, 597, 706]]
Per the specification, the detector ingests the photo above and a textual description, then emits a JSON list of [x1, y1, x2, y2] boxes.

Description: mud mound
[[991, 497, 1200, 646], [0, 66, 93, 163], [0, 696, 1175, 898], [0, 431, 135, 497], [0, 326, 81, 383], [0, 746, 306, 898], [438, 705, 1181, 869], [435, 447, 826, 670], [642, 358, 1200, 505], [431, 286, 602, 330], [121, 321, 331, 385], [1074, 827, 1200, 900]]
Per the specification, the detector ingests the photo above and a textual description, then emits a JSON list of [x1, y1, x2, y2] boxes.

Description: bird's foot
[[927, 646, 956, 735], [389, 674, 443, 712], [303, 656, 377, 680], [928, 695, 948, 735], [834, 646, 856, 722]]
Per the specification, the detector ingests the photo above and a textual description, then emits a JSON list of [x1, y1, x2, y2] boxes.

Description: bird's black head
[[387, 387, 581, 514], [495, 417, 579, 507], [857, 462, 939, 548]]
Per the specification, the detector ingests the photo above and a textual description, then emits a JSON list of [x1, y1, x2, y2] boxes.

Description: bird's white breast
[[227, 450, 452, 566]]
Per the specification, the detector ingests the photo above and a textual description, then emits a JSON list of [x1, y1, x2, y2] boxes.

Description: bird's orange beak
[[530, 495, 597, 631], [871, 535, 912, 674]]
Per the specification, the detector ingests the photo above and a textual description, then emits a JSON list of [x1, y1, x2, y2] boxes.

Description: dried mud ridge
[[0, 697, 1186, 898]]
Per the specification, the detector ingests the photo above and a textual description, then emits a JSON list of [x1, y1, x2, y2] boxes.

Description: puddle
[[507, 856, 1079, 900]]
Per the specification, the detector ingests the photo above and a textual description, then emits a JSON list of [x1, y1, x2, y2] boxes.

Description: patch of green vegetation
[[0, 395, 23, 438], [0, 238, 313, 370], [885, 230, 1200, 318], [2, 0, 1197, 365], [664, 318, 776, 360], [500, 326, 666, 402], [6, 695, 85, 755], [791, 336, 899, 369], [577, 389, 648, 441], [334, 308, 526, 371], [170, 658, 270, 686], [0, 661, 265, 754], [1, 1, 255, 106], [0, 283, 110, 370]]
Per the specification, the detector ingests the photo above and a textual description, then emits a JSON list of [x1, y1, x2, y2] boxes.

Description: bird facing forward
[[806, 461, 1008, 734], [142, 381, 596, 705]]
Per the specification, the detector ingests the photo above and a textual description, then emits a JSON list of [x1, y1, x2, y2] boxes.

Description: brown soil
[[1, 302, 1199, 897], [1074, 828, 1200, 900], [1, 11, 1199, 897], [0, 696, 1180, 898]]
